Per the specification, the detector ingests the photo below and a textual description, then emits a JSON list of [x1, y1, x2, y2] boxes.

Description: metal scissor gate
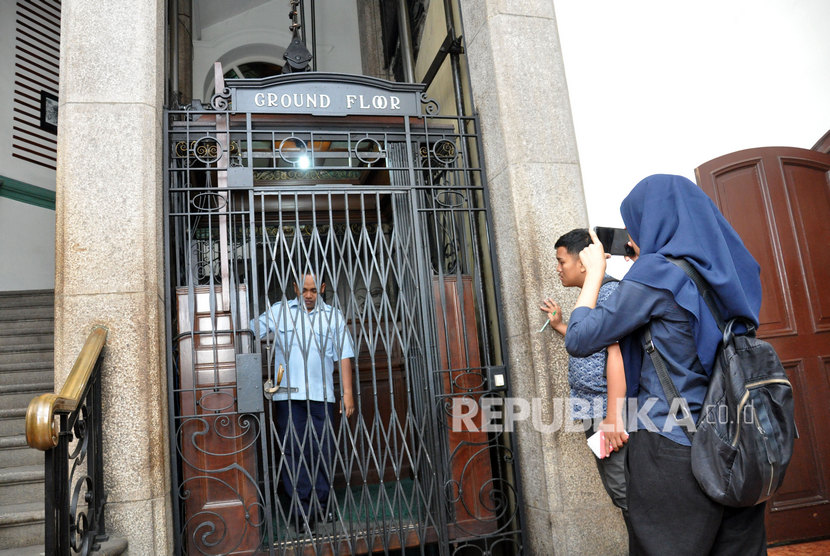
[[163, 71, 523, 555]]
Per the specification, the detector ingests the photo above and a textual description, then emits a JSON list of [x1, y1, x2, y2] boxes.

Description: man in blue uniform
[[252, 273, 355, 531]]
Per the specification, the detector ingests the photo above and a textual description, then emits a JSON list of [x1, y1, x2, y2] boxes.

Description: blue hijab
[[619, 174, 761, 392]]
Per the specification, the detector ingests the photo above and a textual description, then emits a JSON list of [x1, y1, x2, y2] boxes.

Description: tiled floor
[[768, 539, 830, 555]]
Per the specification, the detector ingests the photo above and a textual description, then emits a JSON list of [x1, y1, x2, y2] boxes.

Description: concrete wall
[[459, 2, 627, 554], [55, 0, 172, 553]]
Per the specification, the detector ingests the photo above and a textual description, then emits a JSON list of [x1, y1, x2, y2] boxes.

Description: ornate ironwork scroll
[[43, 348, 108, 555]]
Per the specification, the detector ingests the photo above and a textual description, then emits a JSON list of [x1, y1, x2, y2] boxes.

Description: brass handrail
[[25, 326, 108, 451]]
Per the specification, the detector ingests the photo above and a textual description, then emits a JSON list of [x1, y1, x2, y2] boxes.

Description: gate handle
[[263, 364, 285, 394]]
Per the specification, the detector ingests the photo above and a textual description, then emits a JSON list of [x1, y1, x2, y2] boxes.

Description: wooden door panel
[[696, 147, 830, 544], [781, 160, 830, 331], [702, 160, 795, 336], [771, 361, 825, 505], [433, 275, 496, 537]]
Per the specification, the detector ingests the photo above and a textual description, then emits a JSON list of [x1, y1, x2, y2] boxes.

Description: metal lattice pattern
[[164, 83, 522, 555]]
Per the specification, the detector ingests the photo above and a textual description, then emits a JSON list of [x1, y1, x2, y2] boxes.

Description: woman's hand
[[624, 239, 639, 263], [574, 230, 609, 309], [579, 229, 609, 278]]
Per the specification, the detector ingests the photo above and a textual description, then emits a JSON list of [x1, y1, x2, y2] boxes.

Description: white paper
[[587, 429, 606, 459]]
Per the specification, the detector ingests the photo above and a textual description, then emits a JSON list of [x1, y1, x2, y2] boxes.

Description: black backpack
[[644, 257, 797, 507]]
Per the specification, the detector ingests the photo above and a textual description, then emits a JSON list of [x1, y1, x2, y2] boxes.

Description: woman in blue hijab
[[565, 174, 766, 555]]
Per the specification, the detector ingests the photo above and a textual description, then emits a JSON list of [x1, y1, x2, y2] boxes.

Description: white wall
[[0, 202, 56, 290], [192, 0, 362, 100], [0, 1, 56, 291], [553, 0, 830, 229]]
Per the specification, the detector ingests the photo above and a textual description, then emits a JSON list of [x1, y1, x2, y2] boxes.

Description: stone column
[[54, 1, 173, 553], [458, 2, 627, 555]]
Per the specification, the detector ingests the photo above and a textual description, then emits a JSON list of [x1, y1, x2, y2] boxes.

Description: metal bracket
[[236, 354, 264, 413], [422, 33, 464, 88], [227, 166, 253, 189]]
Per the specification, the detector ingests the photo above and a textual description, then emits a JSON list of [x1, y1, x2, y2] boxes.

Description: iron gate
[[163, 73, 522, 555]]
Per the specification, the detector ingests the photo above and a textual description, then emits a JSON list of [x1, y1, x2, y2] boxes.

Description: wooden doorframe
[[811, 129, 830, 154]]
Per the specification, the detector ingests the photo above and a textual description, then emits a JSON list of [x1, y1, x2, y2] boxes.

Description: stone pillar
[[458, 2, 627, 555], [54, 1, 173, 553]]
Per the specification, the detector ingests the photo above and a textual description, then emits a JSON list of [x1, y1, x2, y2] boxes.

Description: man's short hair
[[294, 272, 326, 286], [554, 228, 591, 255]]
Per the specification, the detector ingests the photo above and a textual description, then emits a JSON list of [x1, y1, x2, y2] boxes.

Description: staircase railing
[[25, 325, 109, 556]]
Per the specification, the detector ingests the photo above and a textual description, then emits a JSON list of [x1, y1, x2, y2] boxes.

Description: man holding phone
[[540, 228, 631, 537]]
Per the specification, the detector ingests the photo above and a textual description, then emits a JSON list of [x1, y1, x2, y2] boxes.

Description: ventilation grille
[[13, 0, 61, 171]]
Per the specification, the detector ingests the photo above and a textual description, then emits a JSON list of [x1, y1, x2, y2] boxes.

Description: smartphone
[[594, 226, 635, 257]]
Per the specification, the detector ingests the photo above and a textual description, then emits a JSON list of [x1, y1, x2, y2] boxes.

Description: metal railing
[[26, 326, 109, 556]]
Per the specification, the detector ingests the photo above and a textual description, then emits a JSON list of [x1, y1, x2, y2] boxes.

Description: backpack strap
[[644, 257, 727, 442], [665, 257, 726, 332], [643, 326, 695, 443], [601, 275, 619, 287], [642, 257, 708, 442]]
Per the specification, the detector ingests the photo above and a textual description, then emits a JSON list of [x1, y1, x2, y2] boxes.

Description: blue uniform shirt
[[565, 280, 709, 446], [251, 298, 355, 403]]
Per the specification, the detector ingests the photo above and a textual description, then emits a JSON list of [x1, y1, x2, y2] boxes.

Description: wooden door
[[696, 147, 830, 543], [433, 275, 496, 538], [176, 285, 260, 555]]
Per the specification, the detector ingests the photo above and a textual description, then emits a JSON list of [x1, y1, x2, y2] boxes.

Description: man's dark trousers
[[275, 400, 334, 526]]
